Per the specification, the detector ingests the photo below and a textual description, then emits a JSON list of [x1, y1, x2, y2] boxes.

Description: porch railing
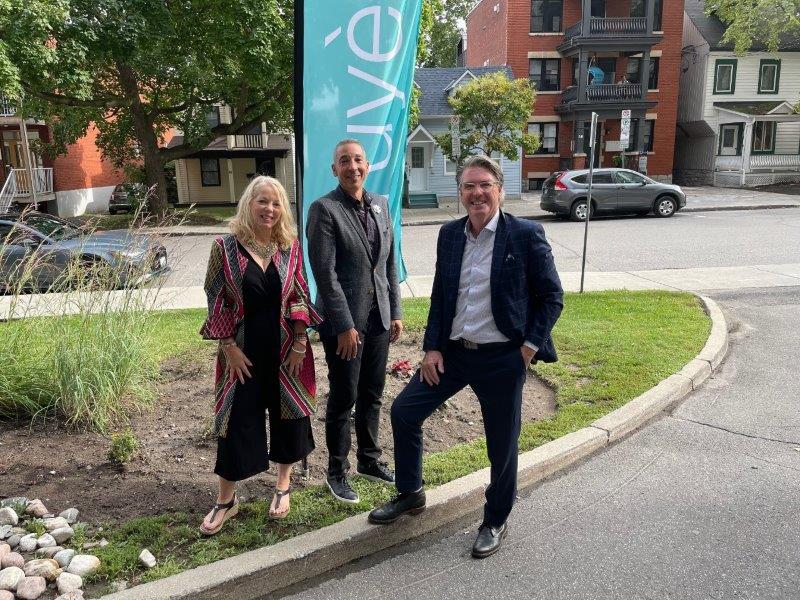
[[749, 154, 800, 169], [560, 83, 643, 104], [0, 93, 16, 117], [9, 168, 54, 196], [563, 17, 648, 42], [0, 173, 18, 213]]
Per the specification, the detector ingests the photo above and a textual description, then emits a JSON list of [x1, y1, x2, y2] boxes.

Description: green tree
[[419, 0, 474, 68], [435, 71, 538, 166], [706, 0, 800, 53], [0, 0, 293, 215]]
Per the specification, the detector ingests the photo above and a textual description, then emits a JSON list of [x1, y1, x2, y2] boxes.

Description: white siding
[[678, 13, 709, 123], [417, 117, 522, 197]]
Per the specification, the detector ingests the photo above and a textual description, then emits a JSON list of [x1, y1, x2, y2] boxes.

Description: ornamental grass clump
[[0, 208, 165, 432]]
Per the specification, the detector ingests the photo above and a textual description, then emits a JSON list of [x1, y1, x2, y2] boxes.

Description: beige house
[[171, 105, 296, 205]]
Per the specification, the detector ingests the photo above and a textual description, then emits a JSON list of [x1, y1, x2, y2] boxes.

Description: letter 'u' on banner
[[302, 1, 423, 290]]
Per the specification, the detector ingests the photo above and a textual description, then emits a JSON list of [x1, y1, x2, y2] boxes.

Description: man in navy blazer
[[369, 155, 563, 558]]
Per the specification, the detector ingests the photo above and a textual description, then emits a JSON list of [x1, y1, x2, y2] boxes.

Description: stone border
[[100, 295, 728, 600]]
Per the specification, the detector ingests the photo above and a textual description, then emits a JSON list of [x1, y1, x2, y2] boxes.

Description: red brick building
[[1, 94, 126, 216], [466, 0, 683, 189]]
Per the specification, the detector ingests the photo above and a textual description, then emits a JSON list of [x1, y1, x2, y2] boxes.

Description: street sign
[[450, 115, 460, 158], [620, 109, 631, 150]]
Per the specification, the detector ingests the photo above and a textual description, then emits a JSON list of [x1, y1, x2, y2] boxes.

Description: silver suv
[[540, 168, 686, 221]]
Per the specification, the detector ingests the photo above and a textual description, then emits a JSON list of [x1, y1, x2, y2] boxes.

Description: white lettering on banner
[[347, 6, 402, 62], [325, 27, 342, 46], [346, 66, 406, 118], [347, 124, 393, 171]]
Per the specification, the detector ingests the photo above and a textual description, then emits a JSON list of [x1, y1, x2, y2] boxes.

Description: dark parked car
[[0, 211, 167, 292], [540, 168, 687, 221], [109, 183, 147, 215]]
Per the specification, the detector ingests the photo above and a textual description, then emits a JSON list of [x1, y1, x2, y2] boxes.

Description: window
[[205, 107, 220, 128], [752, 121, 776, 153], [615, 170, 648, 184], [411, 146, 425, 168], [718, 123, 742, 156], [627, 119, 655, 152], [594, 58, 617, 86], [529, 59, 561, 91], [528, 122, 558, 155], [626, 57, 659, 89], [571, 172, 613, 184], [758, 59, 780, 94], [714, 59, 737, 94], [200, 158, 221, 186], [444, 157, 457, 175], [530, 0, 562, 32], [528, 178, 546, 191], [590, 0, 605, 17], [631, 0, 663, 31]]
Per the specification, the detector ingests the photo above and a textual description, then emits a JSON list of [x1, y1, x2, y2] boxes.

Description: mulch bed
[[0, 332, 555, 526]]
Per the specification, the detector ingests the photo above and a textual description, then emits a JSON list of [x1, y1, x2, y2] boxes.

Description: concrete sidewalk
[[4, 263, 799, 320], [145, 186, 800, 236]]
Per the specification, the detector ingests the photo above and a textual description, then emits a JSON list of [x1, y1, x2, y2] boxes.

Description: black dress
[[214, 244, 315, 482]]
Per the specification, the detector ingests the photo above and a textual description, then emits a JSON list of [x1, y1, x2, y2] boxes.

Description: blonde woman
[[200, 176, 321, 534]]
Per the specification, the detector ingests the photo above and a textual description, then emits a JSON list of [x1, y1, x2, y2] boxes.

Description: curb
[[100, 294, 728, 600]]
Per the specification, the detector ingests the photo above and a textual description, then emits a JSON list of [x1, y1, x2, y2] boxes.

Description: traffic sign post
[[580, 112, 599, 294], [619, 109, 631, 151]]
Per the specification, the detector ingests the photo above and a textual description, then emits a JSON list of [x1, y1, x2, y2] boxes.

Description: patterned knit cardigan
[[200, 235, 322, 437]]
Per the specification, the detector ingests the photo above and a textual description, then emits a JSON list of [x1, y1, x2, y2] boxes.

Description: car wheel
[[569, 199, 593, 222], [109, 209, 117, 215], [654, 196, 677, 218]]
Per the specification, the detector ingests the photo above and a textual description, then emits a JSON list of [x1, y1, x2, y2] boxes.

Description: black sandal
[[269, 487, 291, 520], [200, 494, 239, 535]]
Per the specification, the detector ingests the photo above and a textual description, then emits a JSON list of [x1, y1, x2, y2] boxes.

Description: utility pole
[[19, 116, 38, 210]]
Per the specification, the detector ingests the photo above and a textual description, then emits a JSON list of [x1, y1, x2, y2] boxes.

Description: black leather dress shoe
[[368, 490, 426, 525], [471, 522, 508, 558]]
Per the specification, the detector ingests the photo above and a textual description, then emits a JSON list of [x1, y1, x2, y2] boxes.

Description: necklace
[[249, 238, 278, 261]]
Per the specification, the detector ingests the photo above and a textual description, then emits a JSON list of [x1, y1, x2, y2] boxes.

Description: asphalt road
[[161, 208, 800, 288], [278, 285, 800, 600]]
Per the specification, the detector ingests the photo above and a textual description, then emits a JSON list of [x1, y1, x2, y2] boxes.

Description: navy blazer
[[422, 211, 564, 363]]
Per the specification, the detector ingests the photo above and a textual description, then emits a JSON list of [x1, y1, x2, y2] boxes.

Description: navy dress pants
[[391, 341, 527, 527]]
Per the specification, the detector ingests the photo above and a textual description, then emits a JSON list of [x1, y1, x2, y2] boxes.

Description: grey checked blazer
[[306, 186, 402, 337]]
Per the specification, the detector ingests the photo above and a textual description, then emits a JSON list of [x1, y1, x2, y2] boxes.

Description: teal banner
[[302, 1, 422, 285]]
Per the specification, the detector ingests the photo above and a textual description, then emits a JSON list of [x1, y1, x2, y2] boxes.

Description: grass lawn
[[6, 291, 710, 589], [72, 205, 236, 231]]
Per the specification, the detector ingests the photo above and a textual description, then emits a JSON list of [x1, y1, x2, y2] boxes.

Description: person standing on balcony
[[306, 138, 403, 504]]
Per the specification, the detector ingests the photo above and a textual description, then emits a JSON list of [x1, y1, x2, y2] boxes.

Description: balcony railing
[[233, 134, 264, 149], [715, 155, 744, 171], [10, 168, 54, 196], [0, 94, 16, 117], [563, 17, 648, 43], [560, 83, 643, 104]]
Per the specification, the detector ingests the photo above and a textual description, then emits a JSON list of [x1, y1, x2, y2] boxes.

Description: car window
[[615, 171, 647, 184], [0, 222, 35, 245], [21, 214, 80, 241], [592, 173, 614, 184]]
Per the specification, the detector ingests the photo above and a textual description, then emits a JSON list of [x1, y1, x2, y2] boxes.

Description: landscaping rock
[[1, 553, 24, 569], [0, 544, 8, 560], [18, 534, 38, 553], [138, 548, 156, 568], [36, 533, 57, 549], [43, 517, 69, 532], [57, 571, 83, 594], [0, 498, 27, 509], [0, 509, 17, 527], [55, 592, 85, 600], [6, 535, 20, 549], [59, 509, 79, 525], [51, 527, 74, 545], [23, 558, 60, 581], [25, 500, 48, 518], [0, 566, 24, 591], [0, 588, 14, 600], [65, 555, 100, 578], [54, 549, 76, 568], [35, 545, 63, 558], [16, 575, 47, 599], [0, 526, 11, 540], [110, 580, 128, 592]]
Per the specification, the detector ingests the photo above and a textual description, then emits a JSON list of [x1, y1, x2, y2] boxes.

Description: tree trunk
[[117, 63, 168, 217]]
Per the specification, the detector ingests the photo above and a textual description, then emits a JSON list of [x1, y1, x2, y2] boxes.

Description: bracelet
[[294, 333, 308, 341], [220, 339, 236, 348], [290, 346, 306, 355]]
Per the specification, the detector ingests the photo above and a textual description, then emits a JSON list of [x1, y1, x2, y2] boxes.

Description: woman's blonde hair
[[229, 175, 296, 250]]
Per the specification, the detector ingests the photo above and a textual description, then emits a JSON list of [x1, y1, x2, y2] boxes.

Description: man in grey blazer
[[306, 139, 403, 504]]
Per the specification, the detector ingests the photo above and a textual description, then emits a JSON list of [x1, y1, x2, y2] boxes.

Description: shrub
[[108, 429, 139, 464]]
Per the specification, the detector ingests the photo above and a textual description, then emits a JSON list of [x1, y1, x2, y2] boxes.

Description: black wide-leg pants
[[391, 342, 527, 527]]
